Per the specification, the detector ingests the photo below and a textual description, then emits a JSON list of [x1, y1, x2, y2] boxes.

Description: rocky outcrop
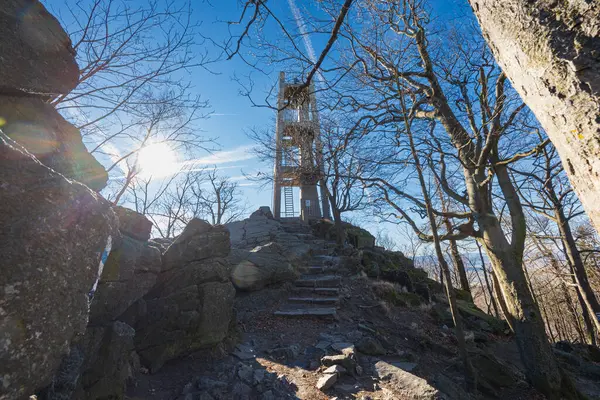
[[226, 210, 283, 248], [0, 97, 108, 190], [162, 219, 230, 272], [230, 242, 299, 291], [0, 0, 79, 95], [43, 210, 157, 400], [113, 206, 153, 242], [77, 322, 136, 400], [374, 361, 447, 399], [226, 207, 318, 291], [0, 133, 117, 399], [43, 217, 237, 398], [130, 219, 235, 372], [44, 322, 136, 400], [89, 230, 161, 325], [0, 0, 108, 191], [469, 0, 600, 230]]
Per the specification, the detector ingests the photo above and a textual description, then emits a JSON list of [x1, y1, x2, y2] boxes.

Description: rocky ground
[[124, 222, 600, 400]]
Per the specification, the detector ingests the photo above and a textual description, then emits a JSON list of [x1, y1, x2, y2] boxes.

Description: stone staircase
[[274, 255, 341, 318], [274, 220, 341, 319]]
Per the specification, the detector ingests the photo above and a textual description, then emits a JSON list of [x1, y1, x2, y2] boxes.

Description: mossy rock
[[454, 288, 472, 302], [406, 268, 429, 282], [395, 292, 424, 307], [456, 300, 506, 334], [430, 303, 454, 325], [374, 283, 424, 307]]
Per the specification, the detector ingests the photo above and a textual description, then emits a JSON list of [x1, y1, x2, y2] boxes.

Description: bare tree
[[193, 167, 248, 225], [322, 1, 578, 396], [513, 137, 600, 343], [318, 120, 369, 245], [51, 0, 212, 194]]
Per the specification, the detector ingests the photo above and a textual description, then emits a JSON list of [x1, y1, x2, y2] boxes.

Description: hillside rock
[[0, 133, 117, 399], [230, 242, 298, 291], [132, 220, 235, 372], [113, 206, 153, 241], [374, 361, 447, 399], [78, 322, 136, 400], [0, 0, 110, 192], [0, 0, 79, 95], [226, 210, 282, 248], [44, 321, 136, 400], [1, 97, 108, 191], [89, 235, 162, 325], [162, 219, 230, 272]]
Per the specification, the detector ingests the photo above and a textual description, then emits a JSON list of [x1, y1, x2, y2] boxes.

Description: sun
[[136, 142, 178, 178]]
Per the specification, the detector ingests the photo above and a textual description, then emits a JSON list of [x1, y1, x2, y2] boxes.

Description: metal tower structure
[[272, 72, 331, 222]]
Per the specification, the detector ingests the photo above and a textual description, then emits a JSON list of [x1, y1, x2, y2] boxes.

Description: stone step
[[274, 307, 337, 317], [288, 297, 339, 305], [294, 275, 341, 288], [291, 287, 340, 295], [301, 266, 325, 274]]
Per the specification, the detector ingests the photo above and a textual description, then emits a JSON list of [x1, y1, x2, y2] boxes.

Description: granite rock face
[[0, 0, 79, 95], [162, 219, 230, 272], [113, 206, 154, 242], [44, 321, 136, 400], [89, 235, 162, 325], [0, 0, 110, 191], [226, 211, 283, 248], [1, 96, 108, 190], [131, 219, 235, 372], [0, 133, 117, 399], [230, 242, 298, 291]]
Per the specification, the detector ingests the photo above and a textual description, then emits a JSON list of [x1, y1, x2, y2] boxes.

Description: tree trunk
[[439, 193, 471, 295], [556, 207, 600, 340], [478, 242, 500, 318], [406, 122, 475, 391], [490, 262, 515, 332], [540, 296, 557, 343], [479, 221, 579, 399], [569, 262, 598, 346], [332, 207, 345, 247], [449, 238, 470, 295], [468, 0, 600, 231]]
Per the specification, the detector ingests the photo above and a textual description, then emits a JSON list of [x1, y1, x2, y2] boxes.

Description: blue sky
[[45, 0, 476, 245]]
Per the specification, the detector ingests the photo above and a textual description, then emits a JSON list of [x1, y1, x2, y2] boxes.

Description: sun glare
[[137, 142, 178, 178]]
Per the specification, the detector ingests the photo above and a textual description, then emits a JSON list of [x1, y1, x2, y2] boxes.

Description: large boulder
[[0, 0, 79, 95], [0, 1, 110, 192], [230, 242, 298, 291], [78, 322, 136, 400], [226, 211, 282, 248], [113, 206, 153, 241], [44, 321, 136, 400], [0, 133, 117, 399], [0, 97, 108, 191], [374, 361, 448, 399], [89, 235, 162, 325], [131, 219, 235, 372], [134, 260, 235, 372], [162, 219, 230, 272]]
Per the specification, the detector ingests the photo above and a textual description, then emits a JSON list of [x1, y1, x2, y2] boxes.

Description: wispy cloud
[[183, 145, 257, 167], [287, 0, 324, 84]]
